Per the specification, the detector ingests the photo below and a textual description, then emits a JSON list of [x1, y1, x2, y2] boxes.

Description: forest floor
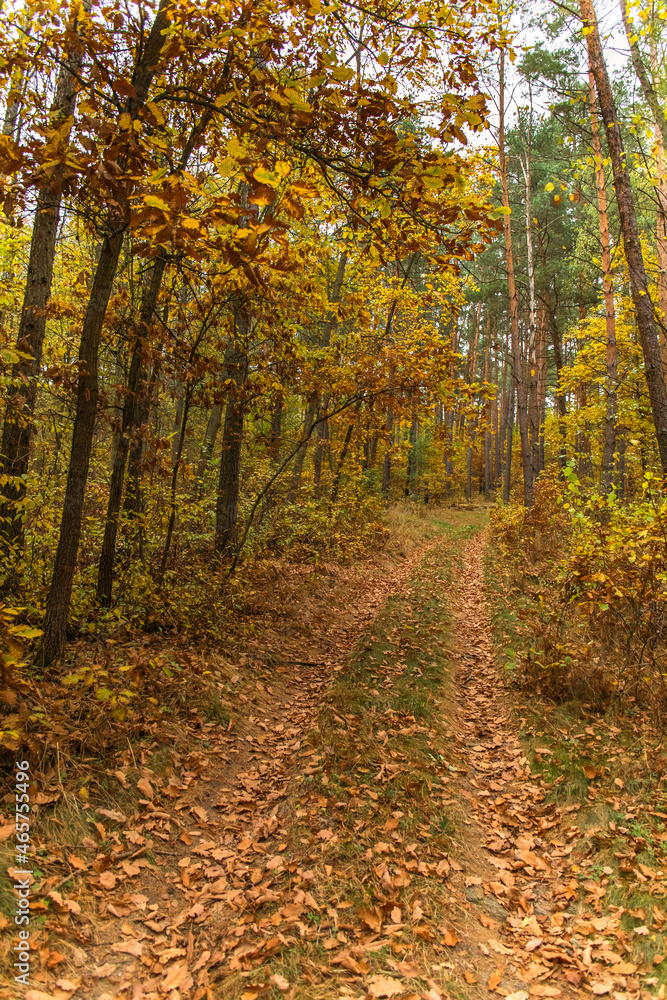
[[2, 506, 667, 1000]]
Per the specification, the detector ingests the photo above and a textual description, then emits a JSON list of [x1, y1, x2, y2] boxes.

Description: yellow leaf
[[118, 112, 132, 131], [146, 101, 165, 125], [144, 194, 170, 212]]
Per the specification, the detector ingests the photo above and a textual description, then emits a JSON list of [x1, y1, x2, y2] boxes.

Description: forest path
[[14, 511, 660, 1000], [443, 533, 657, 1000]]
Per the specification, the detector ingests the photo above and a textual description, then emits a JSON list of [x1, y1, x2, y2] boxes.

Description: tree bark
[[214, 322, 249, 555], [158, 388, 192, 586], [96, 258, 165, 606], [503, 381, 515, 504], [499, 49, 532, 505], [40, 0, 173, 664], [41, 230, 125, 659], [0, 5, 89, 571], [584, 0, 667, 473], [330, 402, 361, 504], [197, 403, 223, 480], [269, 395, 282, 464], [287, 398, 317, 500], [382, 404, 393, 496], [588, 70, 618, 489]]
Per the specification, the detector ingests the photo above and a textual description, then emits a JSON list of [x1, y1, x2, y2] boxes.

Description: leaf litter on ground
[[1, 509, 666, 1000]]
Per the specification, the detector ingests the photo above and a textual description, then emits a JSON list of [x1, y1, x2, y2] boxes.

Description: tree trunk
[[405, 411, 417, 497], [0, 6, 88, 570], [158, 389, 192, 586], [96, 258, 165, 606], [382, 404, 393, 496], [503, 382, 515, 504], [313, 398, 329, 494], [171, 381, 185, 469], [499, 49, 532, 505], [588, 70, 618, 489], [214, 330, 249, 555], [41, 230, 125, 661], [288, 399, 317, 500], [197, 403, 223, 480], [269, 395, 282, 464], [584, 0, 667, 472], [330, 404, 360, 504], [39, 0, 173, 663], [496, 350, 507, 487]]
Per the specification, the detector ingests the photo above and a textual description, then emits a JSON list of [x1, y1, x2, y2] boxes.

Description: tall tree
[[40, 0, 174, 663], [0, 2, 90, 577], [499, 47, 533, 506], [582, 0, 667, 473]]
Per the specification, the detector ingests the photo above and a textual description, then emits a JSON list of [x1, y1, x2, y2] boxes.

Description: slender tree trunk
[[314, 398, 329, 494], [0, 6, 89, 569], [269, 396, 283, 464], [96, 258, 165, 606], [382, 404, 393, 496], [543, 274, 568, 471], [158, 390, 192, 586], [40, 0, 173, 663], [197, 403, 223, 480], [503, 381, 515, 504], [444, 409, 454, 481], [41, 231, 125, 659], [496, 351, 507, 487], [405, 410, 417, 497], [214, 331, 249, 555], [584, 0, 667, 472], [171, 381, 185, 469], [499, 49, 532, 505], [648, 33, 667, 369], [288, 398, 317, 500], [330, 404, 360, 504], [588, 70, 618, 489]]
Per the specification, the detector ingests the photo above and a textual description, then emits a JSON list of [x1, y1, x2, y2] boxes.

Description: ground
[[1, 506, 667, 1000]]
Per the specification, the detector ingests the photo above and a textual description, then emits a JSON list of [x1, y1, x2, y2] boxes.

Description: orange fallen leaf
[[367, 976, 405, 998], [98, 871, 116, 890], [443, 927, 458, 947], [487, 970, 503, 990]]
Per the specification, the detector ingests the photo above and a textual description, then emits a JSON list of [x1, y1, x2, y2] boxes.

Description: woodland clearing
[[2, 506, 666, 1000]]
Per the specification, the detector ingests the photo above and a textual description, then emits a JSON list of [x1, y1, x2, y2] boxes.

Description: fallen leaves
[[8, 526, 666, 1000], [367, 975, 406, 997]]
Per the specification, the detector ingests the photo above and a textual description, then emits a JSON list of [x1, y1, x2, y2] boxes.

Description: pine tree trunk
[[499, 50, 532, 505], [588, 70, 618, 489], [503, 382, 515, 503], [584, 0, 667, 472]]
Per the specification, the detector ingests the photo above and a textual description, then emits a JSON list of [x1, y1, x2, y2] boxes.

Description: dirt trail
[[27, 532, 447, 1000], [445, 533, 654, 1000], [8, 517, 662, 1000]]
